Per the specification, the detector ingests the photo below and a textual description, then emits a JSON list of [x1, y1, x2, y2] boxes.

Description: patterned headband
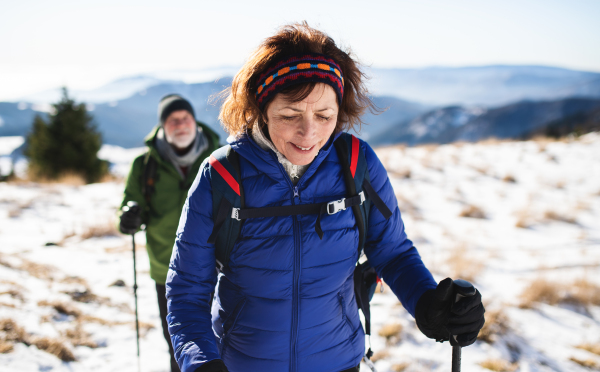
[[255, 53, 344, 110]]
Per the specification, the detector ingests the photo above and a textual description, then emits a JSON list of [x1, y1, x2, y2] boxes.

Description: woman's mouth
[[293, 143, 314, 152]]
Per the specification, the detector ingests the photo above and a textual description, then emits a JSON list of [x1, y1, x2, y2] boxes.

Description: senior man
[[119, 94, 220, 372]]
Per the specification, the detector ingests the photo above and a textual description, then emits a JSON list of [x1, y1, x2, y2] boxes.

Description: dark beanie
[[158, 94, 195, 125]]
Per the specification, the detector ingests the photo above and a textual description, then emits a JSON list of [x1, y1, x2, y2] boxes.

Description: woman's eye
[[281, 116, 296, 121], [318, 116, 331, 121]]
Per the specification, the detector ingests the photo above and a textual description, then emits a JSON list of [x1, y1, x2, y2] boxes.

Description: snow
[[1, 133, 599, 371]]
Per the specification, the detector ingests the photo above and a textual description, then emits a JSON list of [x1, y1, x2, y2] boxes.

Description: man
[[119, 94, 220, 372]]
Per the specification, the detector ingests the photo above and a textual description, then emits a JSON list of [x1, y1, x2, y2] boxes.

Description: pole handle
[[451, 279, 476, 372]]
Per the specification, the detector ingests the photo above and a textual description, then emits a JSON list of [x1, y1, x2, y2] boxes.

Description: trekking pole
[[124, 201, 142, 372], [451, 279, 476, 372]]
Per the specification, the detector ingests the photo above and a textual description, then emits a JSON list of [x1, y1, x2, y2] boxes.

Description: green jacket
[[120, 122, 220, 284]]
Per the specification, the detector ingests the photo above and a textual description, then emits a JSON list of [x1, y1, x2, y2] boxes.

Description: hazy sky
[[1, 0, 599, 101]]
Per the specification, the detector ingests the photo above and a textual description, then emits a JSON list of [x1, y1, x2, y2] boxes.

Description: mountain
[[0, 80, 427, 148], [371, 97, 600, 146], [0, 103, 48, 137], [370, 65, 600, 106]]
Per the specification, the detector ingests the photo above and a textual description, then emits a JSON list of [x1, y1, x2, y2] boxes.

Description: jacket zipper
[[272, 154, 301, 372]]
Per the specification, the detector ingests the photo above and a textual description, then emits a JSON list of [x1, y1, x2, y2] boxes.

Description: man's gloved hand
[[119, 201, 142, 235], [195, 359, 228, 372], [415, 277, 485, 347]]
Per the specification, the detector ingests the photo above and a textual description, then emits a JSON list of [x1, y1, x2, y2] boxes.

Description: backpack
[[206, 133, 392, 369]]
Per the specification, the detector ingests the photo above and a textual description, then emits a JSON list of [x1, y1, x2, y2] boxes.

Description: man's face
[[164, 110, 197, 149]]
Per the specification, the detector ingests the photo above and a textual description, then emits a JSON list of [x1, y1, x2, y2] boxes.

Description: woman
[[166, 23, 485, 372]]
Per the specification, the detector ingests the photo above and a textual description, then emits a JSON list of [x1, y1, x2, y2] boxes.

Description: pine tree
[[25, 88, 108, 183]]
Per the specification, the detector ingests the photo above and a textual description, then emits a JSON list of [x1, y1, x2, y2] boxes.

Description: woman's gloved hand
[[194, 359, 229, 372], [415, 278, 485, 347]]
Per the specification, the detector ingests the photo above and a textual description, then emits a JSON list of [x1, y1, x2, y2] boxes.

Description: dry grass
[[26, 171, 87, 186], [570, 357, 600, 370], [61, 325, 98, 348], [391, 362, 409, 372], [38, 300, 82, 317], [480, 358, 518, 372], [378, 323, 403, 345], [459, 204, 486, 219], [502, 174, 517, 183], [446, 244, 484, 283], [520, 278, 600, 309], [0, 319, 75, 361], [81, 223, 119, 240], [543, 210, 577, 224], [32, 336, 76, 361], [478, 308, 510, 344], [388, 168, 412, 179], [577, 343, 600, 356], [514, 208, 536, 229], [370, 349, 390, 362]]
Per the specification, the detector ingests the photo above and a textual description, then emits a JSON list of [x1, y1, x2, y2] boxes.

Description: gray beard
[[155, 126, 208, 178]]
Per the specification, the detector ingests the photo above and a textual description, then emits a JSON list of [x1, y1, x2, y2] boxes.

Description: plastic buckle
[[327, 198, 346, 215], [359, 191, 365, 205], [231, 208, 241, 221]]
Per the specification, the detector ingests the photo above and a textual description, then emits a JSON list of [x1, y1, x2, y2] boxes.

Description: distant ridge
[[371, 97, 600, 146]]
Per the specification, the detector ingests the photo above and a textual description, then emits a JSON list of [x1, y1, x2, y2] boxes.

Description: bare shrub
[[447, 244, 484, 283], [520, 279, 562, 308], [478, 308, 510, 344], [570, 357, 600, 370], [31, 336, 76, 362], [577, 343, 600, 356], [378, 323, 402, 345], [81, 223, 119, 239], [480, 359, 518, 372], [460, 205, 486, 219]]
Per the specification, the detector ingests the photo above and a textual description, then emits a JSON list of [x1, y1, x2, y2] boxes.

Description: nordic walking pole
[[451, 279, 476, 372], [124, 201, 142, 372]]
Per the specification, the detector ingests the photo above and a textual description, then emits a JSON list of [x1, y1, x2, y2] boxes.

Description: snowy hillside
[[1, 134, 599, 371]]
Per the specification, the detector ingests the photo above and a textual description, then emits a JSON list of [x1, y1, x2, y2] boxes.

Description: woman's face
[[265, 83, 338, 166]]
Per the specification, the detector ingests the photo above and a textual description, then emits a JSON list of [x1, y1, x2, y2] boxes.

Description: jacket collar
[[229, 130, 342, 187]]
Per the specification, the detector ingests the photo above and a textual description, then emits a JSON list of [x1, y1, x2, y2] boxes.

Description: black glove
[[415, 278, 485, 347], [119, 201, 142, 235], [195, 359, 228, 372]]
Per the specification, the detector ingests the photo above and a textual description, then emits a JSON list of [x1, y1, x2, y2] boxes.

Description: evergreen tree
[[25, 88, 108, 183]]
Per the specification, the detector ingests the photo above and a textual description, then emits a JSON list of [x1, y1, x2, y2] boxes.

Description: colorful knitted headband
[[255, 53, 344, 110]]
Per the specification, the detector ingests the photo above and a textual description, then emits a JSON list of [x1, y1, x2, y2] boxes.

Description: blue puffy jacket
[[166, 132, 437, 372]]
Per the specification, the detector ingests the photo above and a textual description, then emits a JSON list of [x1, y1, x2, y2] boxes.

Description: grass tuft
[[81, 223, 119, 240], [570, 357, 600, 370], [577, 343, 600, 356], [31, 336, 76, 362], [478, 308, 510, 344], [459, 205, 486, 219], [520, 278, 600, 308], [378, 323, 402, 345], [480, 359, 518, 372]]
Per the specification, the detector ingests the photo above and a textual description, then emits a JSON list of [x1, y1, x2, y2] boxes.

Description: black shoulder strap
[[142, 152, 158, 204], [207, 145, 244, 270]]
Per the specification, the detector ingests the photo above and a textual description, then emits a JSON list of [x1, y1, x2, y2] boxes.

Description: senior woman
[[166, 23, 485, 372]]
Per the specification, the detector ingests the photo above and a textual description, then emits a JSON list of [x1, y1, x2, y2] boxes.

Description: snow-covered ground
[[0, 133, 599, 372]]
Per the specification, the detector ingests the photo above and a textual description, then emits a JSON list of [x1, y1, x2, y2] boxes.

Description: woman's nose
[[298, 116, 317, 137]]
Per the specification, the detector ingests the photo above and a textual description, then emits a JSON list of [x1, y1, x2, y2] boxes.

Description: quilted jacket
[[166, 132, 437, 372]]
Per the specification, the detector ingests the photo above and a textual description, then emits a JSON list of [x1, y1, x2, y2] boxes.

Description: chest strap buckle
[[327, 198, 346, 215]]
